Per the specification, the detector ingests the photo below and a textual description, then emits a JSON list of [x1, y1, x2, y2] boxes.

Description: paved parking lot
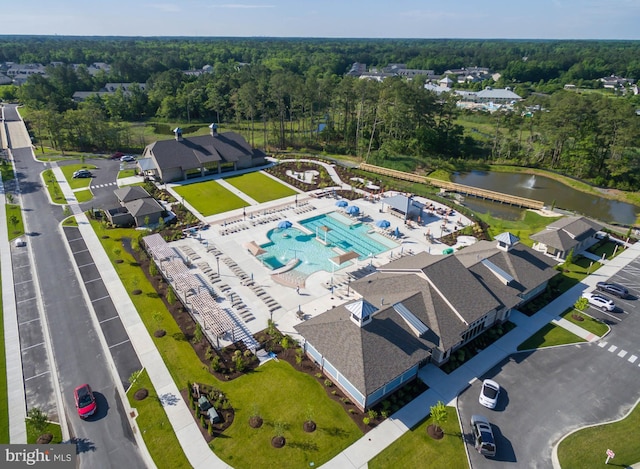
[[11, 242, 58, 421], [63, 226, 141, 388], [458, 256, 640, 468]]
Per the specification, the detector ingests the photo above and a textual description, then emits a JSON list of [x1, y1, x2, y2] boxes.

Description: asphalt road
[[458, 257, 640, 468], [3, 105, 146, 468]]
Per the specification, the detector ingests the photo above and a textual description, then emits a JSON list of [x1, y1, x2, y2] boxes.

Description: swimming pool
[[258, 212, 397, 276]]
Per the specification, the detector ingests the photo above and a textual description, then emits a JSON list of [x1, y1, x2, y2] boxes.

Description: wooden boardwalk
[[359, 163, 545, 210]]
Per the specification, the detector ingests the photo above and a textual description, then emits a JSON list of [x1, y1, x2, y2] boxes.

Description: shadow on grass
[[318, 426, 350, 438], [288, 440, 319, 451]]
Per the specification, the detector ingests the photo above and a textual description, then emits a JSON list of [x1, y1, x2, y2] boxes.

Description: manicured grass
[[369, 406, 466, 469], [6, 204, 25, 240], [476, 210, 562, 246], [90, 220, 362, 468], [517, 323, 585, 351], [126, 370, 190, 469], [173, 181, 248, 216], [74, 189, 93, 203], [224, 172, 297, 203], [26, 421, 62, 444], [588, 239, 623, 260], [118, 169, 137, 179], [62, 216, 78, 227], [42, 169, 66, 204], [558, 401, 640, 468], [0, 271, 8, 443], [0, 162, 15, 182], [60, 164, 97, 190], [560, 308, 609, 337]]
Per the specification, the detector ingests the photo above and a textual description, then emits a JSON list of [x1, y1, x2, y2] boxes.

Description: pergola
[[189, 291, 235, 336]]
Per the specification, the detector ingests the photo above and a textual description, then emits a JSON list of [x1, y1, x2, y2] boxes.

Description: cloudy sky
[[3, 0, 639, 39]]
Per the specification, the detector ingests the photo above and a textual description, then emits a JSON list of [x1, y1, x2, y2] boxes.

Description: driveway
[[458, 257, 640, 468]]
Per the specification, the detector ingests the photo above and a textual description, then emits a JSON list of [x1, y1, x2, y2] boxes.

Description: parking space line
[[84, 278, 102, 284], [18, 317, 41, 326], [77, 262, 96, 269], [14, 279, 34, 286], [91, 295, 111, 303], [598, 341, 607, 348], [608, 345, 618, 353], [24, 370, 51, 381], [67, 237, 84, 243], [16, 297, 37, 304], [599, 310, 622, 322], [628, 355, 637, 363], [74, 248, 90, 254], [617, 350, 627, 358], [108, 339, 131, 349], [99, 316, 119, 324], [21, 341, 44, 351]]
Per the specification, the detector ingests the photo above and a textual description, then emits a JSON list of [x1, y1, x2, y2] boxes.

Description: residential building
[[106, 186, 165, 227], [530, 216, 603, 260]]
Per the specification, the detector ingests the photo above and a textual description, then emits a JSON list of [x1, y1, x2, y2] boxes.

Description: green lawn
[[42, 169, 66, 204], [127, 370, 190, 469], [476, 210, 562, 247], [560, 308, 608, 337], [74, 190, 93, 203], [369, 406, 466, 469], [173, 181, 248, 216], [0, 162, 15, 182], [517, 323, 585, 351], [0, 270, 7, 443], [26, 421, 62, 444], [60, 164, 98, 190], [224, 172, 297, 203], [118, 169, 137, 179], [90, 220, 362, 468], [558, 401, 640, 468], [6, 204, 25, 240]]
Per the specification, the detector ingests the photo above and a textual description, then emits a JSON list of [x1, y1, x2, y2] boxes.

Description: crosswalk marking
[[618, 350, 627, 358], [628, 355, 637, 363], [608, 345, 618, 353], [598, 341, 607, 348]]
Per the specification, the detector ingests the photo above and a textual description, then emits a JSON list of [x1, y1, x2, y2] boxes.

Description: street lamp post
[[216, 255, 220, 275]]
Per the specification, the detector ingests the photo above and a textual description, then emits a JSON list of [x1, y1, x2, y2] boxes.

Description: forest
[[1, 36, 640, 190]]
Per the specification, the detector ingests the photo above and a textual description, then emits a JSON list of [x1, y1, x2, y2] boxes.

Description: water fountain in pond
[[524, 175, 536, 189]]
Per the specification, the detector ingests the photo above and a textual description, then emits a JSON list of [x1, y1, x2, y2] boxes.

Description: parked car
[[479, 379, 500, 409], [120, 155, 136, 162], [583, 292, 615, 312], [73, 384, 97, 419], [72, 169, 92, 178], [471, 415, 496, 457], [110, 151, 125, 159], [596, 282, 628, 298], [14, 238, 26, 247]]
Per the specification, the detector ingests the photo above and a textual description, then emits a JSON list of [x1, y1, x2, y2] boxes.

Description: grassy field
[[224, 172, 297, 203], [173, 181, 248, 216], [118, 169, 137, 179], [517, 323, 585, 351], [90, 220, 362, 468], [6, 204, 25, 240], [126, 370, 190, 469], [75, 190, 93, 203], [476, 209, 562, 246], [558, 401, 640, 468], [42, 169, 66, 204], [26, 421, 62, 444], [369, 406, 466, 469], [560, 308, 609, 337]]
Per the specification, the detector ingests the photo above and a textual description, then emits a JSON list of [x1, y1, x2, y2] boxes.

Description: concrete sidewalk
[[50, 163, 230, 469]]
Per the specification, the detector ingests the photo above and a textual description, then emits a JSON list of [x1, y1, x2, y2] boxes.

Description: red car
[[110, 151, 125, 159], [74, 384, 97, 419]]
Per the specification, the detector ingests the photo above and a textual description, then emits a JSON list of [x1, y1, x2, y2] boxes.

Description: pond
[[452, 171, 639, 225]]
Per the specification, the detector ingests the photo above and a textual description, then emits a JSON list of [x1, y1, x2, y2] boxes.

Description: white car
[[14, 238, 26, 247], [583, 292, 615, 312], [479, 379, 500, 409], [120, 155, 136, 162]]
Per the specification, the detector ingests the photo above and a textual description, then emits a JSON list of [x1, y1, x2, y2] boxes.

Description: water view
[[452, 171, 639, 225]]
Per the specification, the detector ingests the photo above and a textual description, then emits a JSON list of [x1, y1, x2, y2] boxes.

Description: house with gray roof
[[295, 233, 557, 410], [106, 186, 165, 227], [139, 125, 266, 183], [530, 216, 603, 260]]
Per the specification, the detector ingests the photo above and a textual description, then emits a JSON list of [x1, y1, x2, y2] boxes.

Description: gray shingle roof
[[114, 186, 151, 203], [530, 216, 603, 250], [125, 197, 164, 217]]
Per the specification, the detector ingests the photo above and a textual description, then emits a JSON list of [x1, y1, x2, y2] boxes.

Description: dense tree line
[[3, 36, 640, 190]]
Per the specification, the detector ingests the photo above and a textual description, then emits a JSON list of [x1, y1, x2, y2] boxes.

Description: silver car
[[471, 414, 496, 457]]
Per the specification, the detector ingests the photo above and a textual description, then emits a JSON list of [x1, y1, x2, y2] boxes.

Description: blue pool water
[[258, 212, 397, 276]]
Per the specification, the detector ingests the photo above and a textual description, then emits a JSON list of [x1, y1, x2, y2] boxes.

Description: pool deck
[[163, 189, 474, 347]]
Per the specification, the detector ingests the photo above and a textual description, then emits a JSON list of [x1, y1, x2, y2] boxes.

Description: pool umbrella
[[346, 205, 360, 215], [394, 226, 400, 238], [278, 220, 292, 229], [335, 200, 348, 208], [375, 219, 391, 229]]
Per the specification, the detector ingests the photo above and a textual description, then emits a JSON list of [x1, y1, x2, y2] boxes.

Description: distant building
[[600, 74, 634, 89], [182, 64, 214, 77], [457, 87, 522, 104], [72, 82, 146, 102], [530, 216, 603, 260], [139, 124, 267, 183], [346, 62, 367, 77]]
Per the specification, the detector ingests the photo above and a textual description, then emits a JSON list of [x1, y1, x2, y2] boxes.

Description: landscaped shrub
[[211, 355, 221, 372], [324, 379, 333, 387], [363, 417, 370, 425], [367, 409, 378, 419]]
